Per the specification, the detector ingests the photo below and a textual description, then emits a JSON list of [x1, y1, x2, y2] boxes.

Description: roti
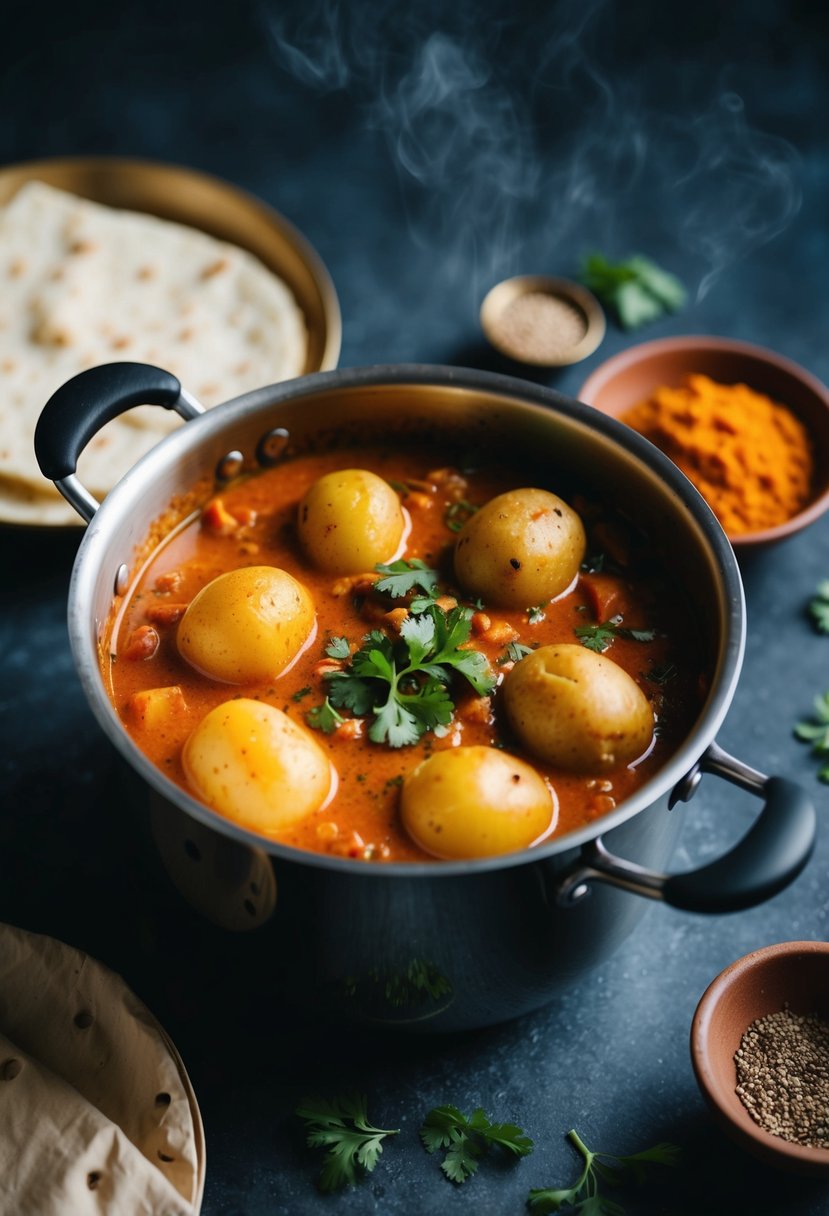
[[0, 180, 308, 525]]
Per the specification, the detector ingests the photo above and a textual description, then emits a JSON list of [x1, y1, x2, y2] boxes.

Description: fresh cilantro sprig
[[527, 1128, 680, 1213], [319, 605, 495, 747], [794, 690, 829, 783], [808, 580, 829, 634], [296, 1093, 399, 1192], [420, 1104, 533, 1184], [325, 635, 351, 660], [580, 253, 686, 330], [374, 559, 440, 600], [575, 614, 656, 654]]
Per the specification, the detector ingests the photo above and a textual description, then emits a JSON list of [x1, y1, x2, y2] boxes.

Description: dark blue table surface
[[2, 2, 829, 1213]]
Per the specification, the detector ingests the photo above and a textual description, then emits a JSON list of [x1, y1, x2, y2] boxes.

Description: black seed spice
[[735, 1007, 829, 1149]]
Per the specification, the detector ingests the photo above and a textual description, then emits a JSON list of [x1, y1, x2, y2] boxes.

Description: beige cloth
[[0, 924, 204, 1215]]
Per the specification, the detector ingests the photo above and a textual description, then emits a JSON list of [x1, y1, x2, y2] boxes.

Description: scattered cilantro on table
[[575, 614, 656, 653], [527, 1128, 680, 1213], [794, 690, 829, 783], [296, 1093, 399, 1192], [420, 1104, 534, 1183], [808, 580, 829, 634], [580, 253, 686, 330]]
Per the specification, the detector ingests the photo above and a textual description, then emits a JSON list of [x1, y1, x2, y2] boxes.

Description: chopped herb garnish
[[794, 691, 829, 783], [808, 580, 829, 634], [296, 1093, 399, 1192], [498, 641, 534, 665], [445, 499, 478, 533], [324, 605, 496, 748], [374, 558, 441, 601], [527, 1128, 680, 1213], [576, 614, 656, 653], [387, 479, 409, 496], [291, 685, 313, 701], [528, 603, 547, 624], [644, 661, 677, 685], [580, 252, 686, 330], [420, 1105, 533, 1184], [325, 636, 351, 660], [306, 697, 345, 735]]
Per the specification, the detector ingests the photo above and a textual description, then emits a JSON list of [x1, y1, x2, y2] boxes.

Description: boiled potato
[[400, 745, 555, 860], [454, 487, 586, 608], [183, 699, 332, 835], [177, 566, 315, 683], [298, 468, 406, 575], [503, 643, 654, 773]]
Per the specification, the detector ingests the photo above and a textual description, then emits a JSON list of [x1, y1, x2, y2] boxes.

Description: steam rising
[[259, 0, 802, 303]]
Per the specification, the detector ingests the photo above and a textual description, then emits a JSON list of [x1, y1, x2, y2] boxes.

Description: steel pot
[[35, 363, 816, 1031]]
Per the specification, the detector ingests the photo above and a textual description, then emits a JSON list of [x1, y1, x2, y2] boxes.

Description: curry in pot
[[103, 442, 705, 862]]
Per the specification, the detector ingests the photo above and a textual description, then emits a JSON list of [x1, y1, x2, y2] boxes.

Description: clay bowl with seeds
[[691, 940, 829, 1175]]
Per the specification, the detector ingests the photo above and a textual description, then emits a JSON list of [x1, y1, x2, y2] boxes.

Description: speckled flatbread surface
[[0, 180, 307, 524], [0, 923, 204, 1215]]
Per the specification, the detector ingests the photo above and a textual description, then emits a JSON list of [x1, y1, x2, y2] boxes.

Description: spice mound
[[735, 1007, 829, 1149], [493, 292, 588, 364], [622, 374, 814, 535]]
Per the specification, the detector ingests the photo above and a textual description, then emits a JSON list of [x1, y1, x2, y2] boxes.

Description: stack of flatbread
[[0, 923, 204, 1215], [0, 181, 308, 525]]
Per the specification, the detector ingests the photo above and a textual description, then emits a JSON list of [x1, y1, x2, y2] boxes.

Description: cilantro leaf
[[808, 580, 829, 634], [527, 1128, 679, 1214], [499, 641, 534, 665], [528, 604, 547, 624], [291, 685, 312, 701], [421, 1104, 533, 1185], [306, 697, 344, 734], [374, 559, 440, 600], [575, 614, 656, 653], [325, 636, 351, 660], [445, 499, 478, 533], [296, 1093, 399, 1192], [794, 690, 829, 782], [580, 252, 686, 330]]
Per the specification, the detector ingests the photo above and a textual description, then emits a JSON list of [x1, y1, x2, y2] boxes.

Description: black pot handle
[[554, 742, 816, 913], [34, 362, 204, 522]]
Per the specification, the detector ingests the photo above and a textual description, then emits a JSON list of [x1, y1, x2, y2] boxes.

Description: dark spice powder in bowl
[[691, 941, 829, 1175]]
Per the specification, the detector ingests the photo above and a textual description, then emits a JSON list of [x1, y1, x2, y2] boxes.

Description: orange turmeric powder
[[622, 374, 813, 535]]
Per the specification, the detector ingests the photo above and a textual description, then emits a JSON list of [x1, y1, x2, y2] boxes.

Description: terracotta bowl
[[578, 336, 829, 551], [691, 941, 829, 1175]]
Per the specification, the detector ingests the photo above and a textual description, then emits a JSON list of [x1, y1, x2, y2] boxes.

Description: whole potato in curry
[[503, 643, 654, 773], [177, 565, 315, 683], [298, 468, 406, 575], [454, 487, 586, 608], [400, 745, 555, 860], [183, 699, 332, 835]]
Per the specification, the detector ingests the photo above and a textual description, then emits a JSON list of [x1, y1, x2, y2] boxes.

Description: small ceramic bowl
[[480, 275, 605, 367], [578, 336, 829, 551], [691, 941, 829, 1175]]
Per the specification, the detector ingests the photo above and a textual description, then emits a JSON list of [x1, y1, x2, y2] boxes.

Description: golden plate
[[0, 155, 342, 528]]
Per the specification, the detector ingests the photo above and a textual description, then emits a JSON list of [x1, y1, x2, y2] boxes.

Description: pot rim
[[66, 362, 746, 878]]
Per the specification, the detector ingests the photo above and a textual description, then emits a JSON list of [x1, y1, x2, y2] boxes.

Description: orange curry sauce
[[103, 444, 705, 863]]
